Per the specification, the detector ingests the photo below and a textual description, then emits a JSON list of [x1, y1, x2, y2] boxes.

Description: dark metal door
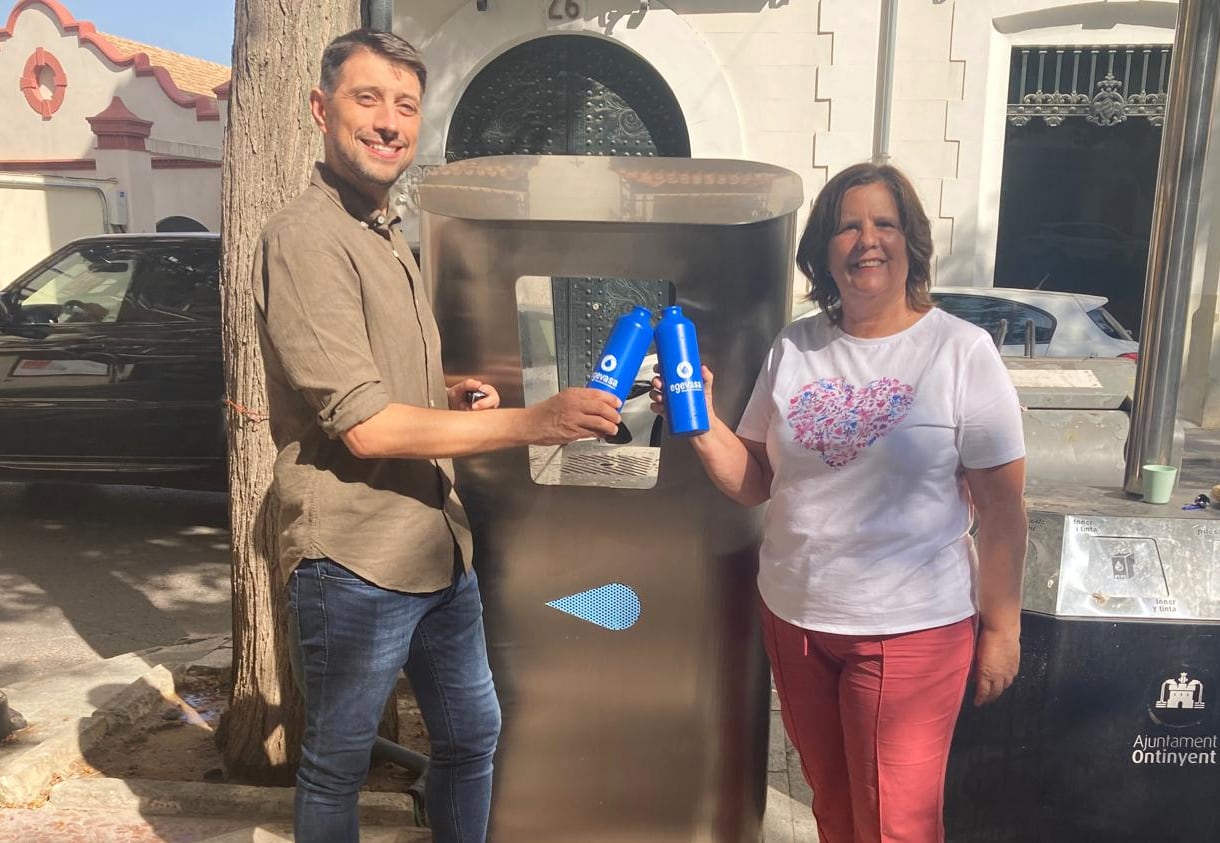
[[446, 35, 689, 445], [446, 34, 690, 160]]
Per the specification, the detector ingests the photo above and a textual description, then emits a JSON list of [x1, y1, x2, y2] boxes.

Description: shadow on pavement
[[0, 482, 232, 686]]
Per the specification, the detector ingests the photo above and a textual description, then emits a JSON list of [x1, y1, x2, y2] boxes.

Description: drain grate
[[529, 443, 659, 488]]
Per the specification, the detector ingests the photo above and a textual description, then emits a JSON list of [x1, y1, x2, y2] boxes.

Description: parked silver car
[[930, 286, 1139, 359]]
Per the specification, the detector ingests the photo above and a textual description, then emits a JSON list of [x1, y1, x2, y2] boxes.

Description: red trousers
[[761, 602, 976, 843]]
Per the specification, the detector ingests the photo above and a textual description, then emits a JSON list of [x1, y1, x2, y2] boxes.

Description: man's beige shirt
[[253, 163, 473, 592]]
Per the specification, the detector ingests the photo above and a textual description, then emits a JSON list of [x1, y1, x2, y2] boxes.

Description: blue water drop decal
[[546, 583, 640, 631]]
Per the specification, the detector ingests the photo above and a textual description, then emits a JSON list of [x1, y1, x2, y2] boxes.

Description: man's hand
[[447, 378, 500, 411], [973, 623, 1020, 706], [527, 388, 621, 444]]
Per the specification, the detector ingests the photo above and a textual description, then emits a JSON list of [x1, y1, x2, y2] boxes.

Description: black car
[[0, 234, 225, 488]]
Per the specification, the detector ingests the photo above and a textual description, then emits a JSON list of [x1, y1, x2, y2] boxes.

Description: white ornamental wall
[[812, 0, 1220, 425], [1, 5, 134, 160], [395, 0, 1220, 424], [944, 0, 1178, 286], [151, 167, 221, 231], [0, 3, 222, 160], [395, 0, 826, 202], [813, 0, 1182, 285], [0, 2, 225, 234]]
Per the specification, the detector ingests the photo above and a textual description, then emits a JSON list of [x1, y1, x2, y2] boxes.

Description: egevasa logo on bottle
[[590, 353, 621, 390], [588, 305, 653, 403], [668, 359, 703, 395]]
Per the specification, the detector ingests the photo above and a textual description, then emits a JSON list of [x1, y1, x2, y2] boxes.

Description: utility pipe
[[1123, 0, 1220, 494], [362, 0, 394, 32], [0, 172, 114, 230], [872, 0, 899, 164]]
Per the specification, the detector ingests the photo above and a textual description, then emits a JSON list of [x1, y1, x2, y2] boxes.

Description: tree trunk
[[217, 0, 360, 785]]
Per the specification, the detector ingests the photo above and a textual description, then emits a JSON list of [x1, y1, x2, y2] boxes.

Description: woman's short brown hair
[[796, 162, 934, 323]]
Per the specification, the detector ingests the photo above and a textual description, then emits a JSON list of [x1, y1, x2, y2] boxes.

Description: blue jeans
[[289, 559, 501, 843]]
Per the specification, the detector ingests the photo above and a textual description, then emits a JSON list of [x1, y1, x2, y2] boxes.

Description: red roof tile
[[99, 32, 230, 99]]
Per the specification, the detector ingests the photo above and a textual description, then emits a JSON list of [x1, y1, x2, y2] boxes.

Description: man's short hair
[[319, 29, 427, 96]]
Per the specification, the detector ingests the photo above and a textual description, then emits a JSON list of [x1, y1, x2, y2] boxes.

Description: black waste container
[[945, 485, 1220, 842]]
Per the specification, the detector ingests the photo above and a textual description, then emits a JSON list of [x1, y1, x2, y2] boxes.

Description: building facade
[[5, 0, 1218, 425], [0, 0, 228, 280], [395, 0, 1220, 426]]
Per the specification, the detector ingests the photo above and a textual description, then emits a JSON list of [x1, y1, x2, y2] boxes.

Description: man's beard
[[352, 157, 404, 189], [338, 141, 409, 191]]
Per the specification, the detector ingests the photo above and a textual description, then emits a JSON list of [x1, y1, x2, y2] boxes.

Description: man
[[252, 29, 621, 843]]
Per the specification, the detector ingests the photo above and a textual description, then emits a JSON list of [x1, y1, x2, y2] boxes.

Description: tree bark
[[217, 0, 360, 785]]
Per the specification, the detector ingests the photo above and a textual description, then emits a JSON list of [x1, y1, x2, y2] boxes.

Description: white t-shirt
[[737, 308, 1025, 635]]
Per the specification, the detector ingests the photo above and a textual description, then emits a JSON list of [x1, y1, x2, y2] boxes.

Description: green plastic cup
[[1142, 464, 1177, 504]]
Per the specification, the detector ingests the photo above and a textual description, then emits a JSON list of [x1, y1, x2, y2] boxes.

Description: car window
[[1007, 302, 1055, 344], [15, 247, 136, 324], [1086, 306, 1133, 341], [933, 294, 1055, 345], [124, 246, 220, 323], [9, 242, 220, 326]]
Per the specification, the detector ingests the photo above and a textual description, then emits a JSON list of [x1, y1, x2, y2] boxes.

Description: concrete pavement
[[0, 633, 813, 841], [13, 422, 1217, 842], [0, 635, 432, 841]]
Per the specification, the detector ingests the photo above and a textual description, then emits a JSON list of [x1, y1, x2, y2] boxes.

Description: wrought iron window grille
[[1007, 45, 1171, 128]]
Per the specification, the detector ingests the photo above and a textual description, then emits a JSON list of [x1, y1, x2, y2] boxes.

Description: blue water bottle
[[655, 305, 709, 436], [587, 305, 654, 407]]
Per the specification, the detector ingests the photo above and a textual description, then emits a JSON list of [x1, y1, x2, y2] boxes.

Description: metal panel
[[1056, 514, 1220, 620], [1024, 480, 1220, 621], [551, 275, 670, 390], [446, 34, 690, 160], [421, 155, 801, 843]]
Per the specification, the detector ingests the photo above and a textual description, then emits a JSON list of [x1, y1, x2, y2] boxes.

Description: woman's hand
[[963, 458, 1028, 706], [973, 623, 1020, 705], [651, 364, 716, 420], [447, 379, 500, 411]]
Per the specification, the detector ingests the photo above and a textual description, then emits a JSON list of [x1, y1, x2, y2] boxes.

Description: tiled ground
[[763, 685, 819, 843], [0, 810, 427, 842], [1, 693, 814, 842], [0, 809, 258, 842]]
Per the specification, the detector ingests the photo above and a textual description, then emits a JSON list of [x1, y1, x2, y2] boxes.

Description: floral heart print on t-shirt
[[786, 377, 915, 468]]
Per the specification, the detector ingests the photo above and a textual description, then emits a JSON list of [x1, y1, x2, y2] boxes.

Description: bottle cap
[[662, 305, 683, 317]]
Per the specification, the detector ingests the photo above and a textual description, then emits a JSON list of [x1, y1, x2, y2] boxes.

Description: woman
[[657, 163, 1027, 842]]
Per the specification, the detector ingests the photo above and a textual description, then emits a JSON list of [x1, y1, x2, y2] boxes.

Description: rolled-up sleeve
[[256, 230, 389, 437]]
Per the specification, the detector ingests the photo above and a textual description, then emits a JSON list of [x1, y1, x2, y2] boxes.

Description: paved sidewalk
[[0, 635, 427, 842], [764, 687, 819, 843], [0, 635, 811, 841], [3, 425, 1215, 841], [0, 809, 425, 842]]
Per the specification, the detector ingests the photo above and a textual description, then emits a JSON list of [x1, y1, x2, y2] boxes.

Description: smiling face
[[826, 182, 911, 315], [309, 47, 421, 207]]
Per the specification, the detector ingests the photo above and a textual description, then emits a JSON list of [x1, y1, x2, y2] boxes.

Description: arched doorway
[[156, 216, 208, 233], [445, 35, 688, 448], [445, 34, 690, 161]]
